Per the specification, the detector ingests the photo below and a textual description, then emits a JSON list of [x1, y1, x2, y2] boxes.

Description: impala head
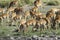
[[31, 6, 38, 12], [14, 7, 23, 15], [9, 0, 18, 8], [50, 8, 60, 13], [34, 0, 43, 8]]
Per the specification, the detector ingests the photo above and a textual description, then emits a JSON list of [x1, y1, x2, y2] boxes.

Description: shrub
[[24, 0, 34, 5], [47, 1, 60, 6], [0, 1, 10, 8], [0, 0, 35, 8], [19, 0, 34, 6]]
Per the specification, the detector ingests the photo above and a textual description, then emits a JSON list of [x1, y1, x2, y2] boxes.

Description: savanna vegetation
[[0, 0, 60, 37], [0, 0, 60, 8]]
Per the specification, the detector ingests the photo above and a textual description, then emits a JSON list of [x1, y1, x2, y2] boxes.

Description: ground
[[0, 0, 60, 37]]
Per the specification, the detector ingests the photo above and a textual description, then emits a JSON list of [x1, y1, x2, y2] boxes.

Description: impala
[[34, 0, 42, 7]]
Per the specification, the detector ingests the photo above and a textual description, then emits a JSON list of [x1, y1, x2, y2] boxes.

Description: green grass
[[0, 22, 60, 37], [0, 0, 35, 7], [46, 0, 60, 6], [0, 0, 60, 37], [0, 0, 60, 8], [0, 19, 60, 37]]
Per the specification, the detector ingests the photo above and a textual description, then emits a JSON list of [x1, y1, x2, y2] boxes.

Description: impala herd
[[0, 0, 60, 33]]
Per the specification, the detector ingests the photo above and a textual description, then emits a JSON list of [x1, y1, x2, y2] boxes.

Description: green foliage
[[0, 0, 60, 8], [0, 0, 60, 37], [24, 0, 34, 5], [0, 0, 11, 8], [47, 1, 60, 6], [0, 0, 35, 7]]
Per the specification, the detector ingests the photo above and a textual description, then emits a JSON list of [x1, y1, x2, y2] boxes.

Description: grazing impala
[[45, 17, 52, 29], [11, 12, 16, 19], [14, 7, 24, 15], [38, 18, 48, 29], [35, 13, 46, 20], [31, 6, 38, 12], [24, 11, 30, 19], [30, 6, 38, 18], [46, 9, 56, 27], [47, 8, 60, 15], [33, 18, 48, 31], [19, 19, 37, 32], [30, 10, 35, 18], [13, 14, 22, 21], [2, 13, 9, 19], [14, 19, 26, 32], [25, 19, 36, 27], [53, 15, 60, 30], [0, 8, 7, 13], [18, 19, 26, 32], [19, 19, 26, 25], [0, 13, 9, 23], [19, 23, 27, 33], [0, 8, 3, 13], [7, 7, 16, 12], [46, 12, 56, 20]]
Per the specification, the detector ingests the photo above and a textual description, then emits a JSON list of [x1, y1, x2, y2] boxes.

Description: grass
[[0, 21, 60, 37], [0, 18, 60, 37], [0, 0, 35, 7], [0, 0, 60, 37], [0, 0, 60, 8]]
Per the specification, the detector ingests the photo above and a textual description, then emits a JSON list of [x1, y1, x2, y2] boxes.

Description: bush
[[19, 0, 34, 6], [0, 2, 8, 8], [0, 1, 10, 8], [24, 0, 34, 5], [47, 1, 60, 6], [0, 0, 35, 8]]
